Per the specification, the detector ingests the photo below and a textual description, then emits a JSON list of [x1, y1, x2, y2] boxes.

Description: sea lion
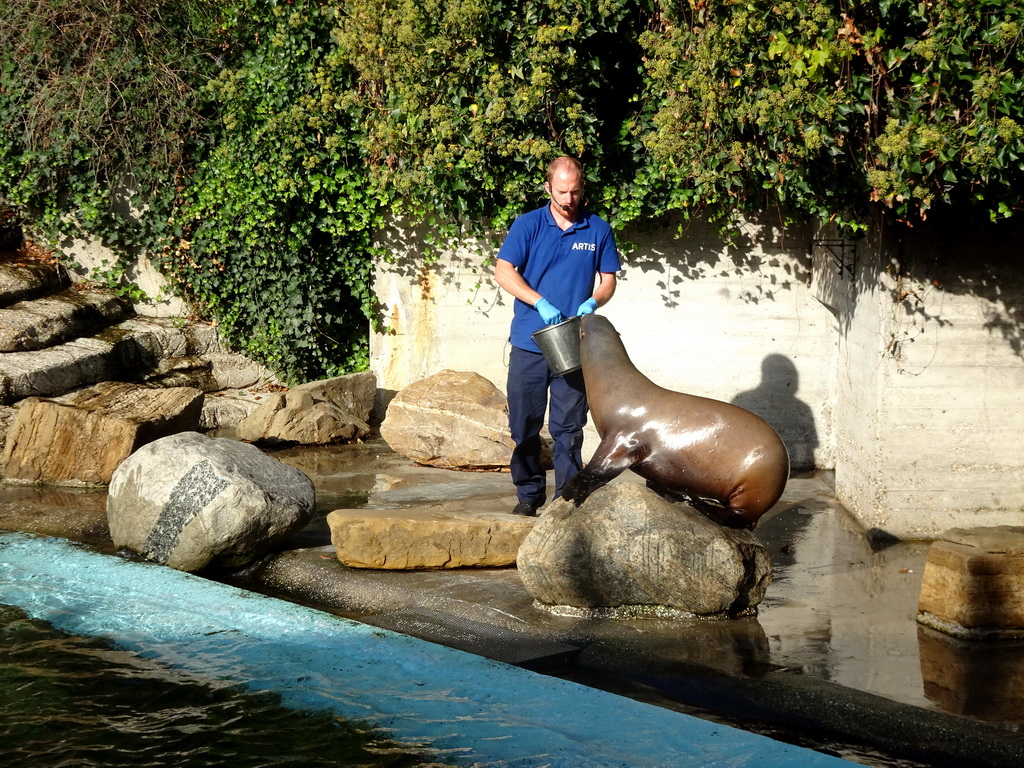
[[562, 314, 790, 529]]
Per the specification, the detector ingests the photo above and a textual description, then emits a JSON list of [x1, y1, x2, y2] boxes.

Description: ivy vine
[[164, 1, 384, 380], [640, 0, 1024, 229], [0, 0, 224, 257], [2, 0, 1023, 383]]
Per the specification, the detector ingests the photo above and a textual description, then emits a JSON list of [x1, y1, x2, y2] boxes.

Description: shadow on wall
[[620, 215, 815, 310], [624, 212, 1024, 367], [881, 214, 1024, 363], [815, 211, 1024, 365], [374, 217, 509, 326], [731, 354, 818, 471]]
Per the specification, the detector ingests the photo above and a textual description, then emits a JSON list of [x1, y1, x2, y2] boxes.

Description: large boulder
[[327, 506, 535, 569], [380, 370, 514, 469], [236, 372, 375, 445], [107, 431, 315, 572], [2, 381, 204, 484], [517, 483, 772, 618], [301, 372, 376, 422]]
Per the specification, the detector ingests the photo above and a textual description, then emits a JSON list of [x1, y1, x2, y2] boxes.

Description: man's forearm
[[494, 259, 542, 306]]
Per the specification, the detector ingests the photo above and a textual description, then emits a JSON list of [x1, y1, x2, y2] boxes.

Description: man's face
[[545, 170, 584, 217]]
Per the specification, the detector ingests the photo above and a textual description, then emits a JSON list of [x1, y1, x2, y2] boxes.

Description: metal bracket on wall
[[813, 239, 857, 280]]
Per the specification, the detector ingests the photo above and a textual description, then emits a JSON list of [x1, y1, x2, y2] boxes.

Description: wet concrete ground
[[2, 437, 1023, 767]]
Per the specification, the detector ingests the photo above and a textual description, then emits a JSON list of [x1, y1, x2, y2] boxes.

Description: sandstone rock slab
[[380, 369, 514, 469], [328, 506, 534, 569], [108, 431, 315, 572], [517, 483, 772, 618], [917, 526, 1024, 639], [2, 381, 204, 484]]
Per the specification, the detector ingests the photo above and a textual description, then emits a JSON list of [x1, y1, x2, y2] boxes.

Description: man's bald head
[[546, 156, 584, 187]]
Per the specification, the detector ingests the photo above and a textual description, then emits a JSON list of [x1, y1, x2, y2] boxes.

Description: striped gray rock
[[108, 431, 315, 573]]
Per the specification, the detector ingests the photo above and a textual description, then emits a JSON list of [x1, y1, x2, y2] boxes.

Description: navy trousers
[[506, 346, 588, 504]]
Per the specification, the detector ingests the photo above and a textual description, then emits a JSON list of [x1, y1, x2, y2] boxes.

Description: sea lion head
[[580, 314, 626, 365]]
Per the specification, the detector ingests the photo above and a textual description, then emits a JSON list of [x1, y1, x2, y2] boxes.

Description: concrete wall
[[62, 234, 189, 318], [371, 219, 512, 406], [59, 183, 189, 318], [831, 221, 1024, 538], [371, 212, 1024, 539], [371, 215, 837, 471]]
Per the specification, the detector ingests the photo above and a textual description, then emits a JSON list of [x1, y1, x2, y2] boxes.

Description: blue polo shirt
[[498, 204, 621, 352]]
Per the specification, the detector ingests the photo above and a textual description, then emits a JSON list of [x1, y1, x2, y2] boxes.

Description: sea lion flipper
[[561, 436, 634, 504], [561, 469, 600, 504]]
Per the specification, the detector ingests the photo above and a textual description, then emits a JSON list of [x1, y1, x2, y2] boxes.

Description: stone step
[[0, 286, 132, 352], [0, 260, 281, 437], [0, 335, 123, 405], [105, 316, 232, 359], [0, 259, 69, 306], [0, 315, 276, 405]]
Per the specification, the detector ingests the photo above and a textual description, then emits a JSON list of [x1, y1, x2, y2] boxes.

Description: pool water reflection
[[0, 604, 444, 768]]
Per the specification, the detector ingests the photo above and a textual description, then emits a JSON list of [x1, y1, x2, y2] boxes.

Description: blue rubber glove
[[534, 297, 564, 325], [536, 296, 569, 325], [577, 298, 598, 316]]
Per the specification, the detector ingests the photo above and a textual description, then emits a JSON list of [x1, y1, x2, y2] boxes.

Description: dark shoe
[[511, 499, 543, 517]]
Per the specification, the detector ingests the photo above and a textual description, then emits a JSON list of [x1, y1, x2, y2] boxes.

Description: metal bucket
[[531, 315, 581, 375]]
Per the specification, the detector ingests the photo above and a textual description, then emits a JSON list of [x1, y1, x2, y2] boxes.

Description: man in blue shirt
[[494, 157, 621, 516]]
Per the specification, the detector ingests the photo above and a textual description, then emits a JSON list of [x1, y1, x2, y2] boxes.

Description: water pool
[[0, 533, 858, 767], [0, 603, 443, 767]]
